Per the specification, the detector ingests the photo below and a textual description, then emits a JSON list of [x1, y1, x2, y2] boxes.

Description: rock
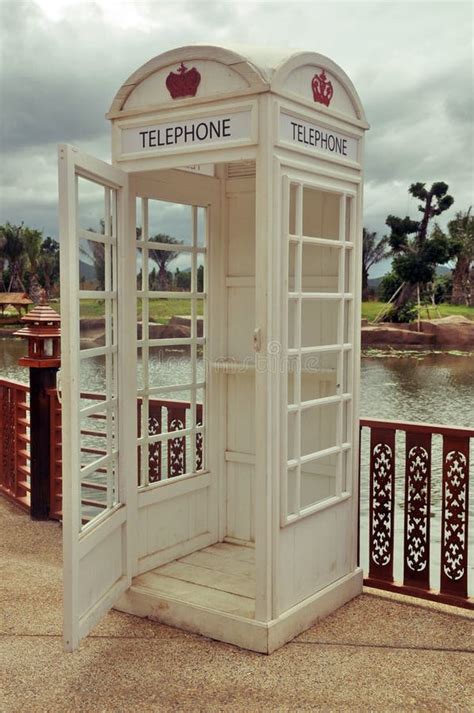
[[169, 315, 204, 337], [361, 326, 435, 348]]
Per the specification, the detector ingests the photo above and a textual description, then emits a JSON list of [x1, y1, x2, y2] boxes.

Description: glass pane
[[79, 239, 105, 291], [342, 449, 352, 493], [77, 177, 105, 234], [301, 351, 339, 402], [197, 253, 205, 293], [344, 248, 352, 293], [301, 243, 339, 293], [342, 400, 352, 445], [301, 401, 339, 457], [288, 241, 297, 292], [287, 354, 299, 405], [288, 299, 298, 349], [302, 187, 340, 240], [301, 452, 338, 508], [80, 300, 106, 350], [301, 299, 339, 348], [289, 183, 298, 235], [148, 199, 192, 246], [287, 467, 298, 515], [148, 348, 192, 389], [148, 297, 192, 340], [136, 197, 142, 240], [344, 300, 352, 344], [287, 411, 298, 462], [149, 250, 193, 292], [136, 248, 144, 291], [197, 207, 206, 247], [345, 197, 352, 241], [342, 350, 352, 394]]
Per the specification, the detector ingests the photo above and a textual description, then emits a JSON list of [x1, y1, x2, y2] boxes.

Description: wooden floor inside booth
[[132, 542, 256, 619]]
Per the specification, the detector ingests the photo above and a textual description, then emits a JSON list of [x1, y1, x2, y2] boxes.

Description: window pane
[[301, 452, 337, 508], [289, 183, 298, 235], [148, 297, 192, 340], [344, 248, 352, 293], [301, 351, 339, 402], [197, 207, 206, 247], [77, 177, 106, 234], [301, 401, 339, 457], [288, 299, 299, 349], [80, 299, 105, 350], [301, 299, 339, 348], [301, 243, 339, 293], [148, 199, 192, 246], [287, 467, 298, 515], [302, 187, 339, 240], [79, 239, 105, 291]]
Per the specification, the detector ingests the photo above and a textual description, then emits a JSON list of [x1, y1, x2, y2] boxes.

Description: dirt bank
[[362, 315, 474, 350]]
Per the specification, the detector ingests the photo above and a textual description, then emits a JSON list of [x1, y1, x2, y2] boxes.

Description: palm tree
[[148, 234, 180, 291], [362, 228, 388, 299], [23, 227, 43, 303], [1, 222, 27, 292]]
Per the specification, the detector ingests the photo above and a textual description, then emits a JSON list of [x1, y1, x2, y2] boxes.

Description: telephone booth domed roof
[[108, 43, 368, 127]]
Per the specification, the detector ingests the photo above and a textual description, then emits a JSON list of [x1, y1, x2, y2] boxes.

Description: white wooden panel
[[226, 373, 255, 454], [79, 525, 124, 618], [141, 488, 210, 558], [124, 60, 250, 111], [226, 462, 255, 542], [227, 287, 255, 361], [227, 191, 256, 276], [278, 498, 354, 614], [284, 65, 357, 118]]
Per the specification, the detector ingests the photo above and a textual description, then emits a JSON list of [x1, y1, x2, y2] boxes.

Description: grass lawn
[[67, 298, 204, 323], [362, 301, 474, 323]]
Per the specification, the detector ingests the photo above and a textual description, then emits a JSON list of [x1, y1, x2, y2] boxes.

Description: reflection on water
[[1, 338, 472, 590], [359, 352, 473, 593]]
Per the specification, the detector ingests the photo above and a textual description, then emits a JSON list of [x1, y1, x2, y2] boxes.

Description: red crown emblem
[[166, 62, 201, 99], [311, 70, 333, 107]]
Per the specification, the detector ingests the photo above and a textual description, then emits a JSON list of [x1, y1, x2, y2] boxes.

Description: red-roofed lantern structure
[[14, 299, 61, 519]]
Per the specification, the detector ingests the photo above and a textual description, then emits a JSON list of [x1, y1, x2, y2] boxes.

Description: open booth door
[[58, 145, 136, 651]]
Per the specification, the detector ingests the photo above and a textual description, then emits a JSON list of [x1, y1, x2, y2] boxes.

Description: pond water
[[1, 336, 472, 591]]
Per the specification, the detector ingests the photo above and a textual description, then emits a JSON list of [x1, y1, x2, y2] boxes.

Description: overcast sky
[[0, 0, 472, 277]]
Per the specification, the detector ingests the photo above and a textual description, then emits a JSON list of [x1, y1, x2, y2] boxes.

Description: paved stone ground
[[1, 497, 473, 712]]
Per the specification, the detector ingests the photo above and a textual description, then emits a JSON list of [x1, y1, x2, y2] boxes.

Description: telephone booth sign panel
[[59, 44, 368, 653]]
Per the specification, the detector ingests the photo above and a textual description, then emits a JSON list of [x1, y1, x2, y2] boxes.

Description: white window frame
[[281, 175, 357, 525]]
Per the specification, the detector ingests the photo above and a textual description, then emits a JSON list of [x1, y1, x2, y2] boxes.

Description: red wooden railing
[[47, 389, 203, 521], [360, 418, 473, 609], [0, 379, 30, 511]]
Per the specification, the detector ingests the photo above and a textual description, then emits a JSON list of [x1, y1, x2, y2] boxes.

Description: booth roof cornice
[[107, 43, 368, 126]]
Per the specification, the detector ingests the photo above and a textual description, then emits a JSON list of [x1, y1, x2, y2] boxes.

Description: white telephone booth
[[59, 44, 369, 653]]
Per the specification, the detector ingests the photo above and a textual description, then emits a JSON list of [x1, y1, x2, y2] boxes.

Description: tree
[[362, 228, 389, 299], [38, 237, 60, 298], [445, 208, 474, 306], [1, 222, 27, 292], [0, 231, 6, 291], [22, 226, 43, 303], [148, 234, 180, 291], [385, 182, 454, 318]]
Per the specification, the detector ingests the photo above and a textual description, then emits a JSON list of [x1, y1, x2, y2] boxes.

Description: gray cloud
[[0, 0, 472, 280]]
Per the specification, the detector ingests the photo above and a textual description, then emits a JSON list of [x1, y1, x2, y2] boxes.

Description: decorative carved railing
[[360, 418, 473, 609], [47, 389, 203, 521], [0, 379, 30, 511]]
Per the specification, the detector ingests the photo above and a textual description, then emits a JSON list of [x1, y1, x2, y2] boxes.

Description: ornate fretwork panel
[[148, 402, 162, 482], [441, 438, 470, 597], [369, 428, 395, 582], [0, 387, 16, 492], [403, 432, 431, 589], [167, 406, 186, 477], [195, 404, 203, 471]]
